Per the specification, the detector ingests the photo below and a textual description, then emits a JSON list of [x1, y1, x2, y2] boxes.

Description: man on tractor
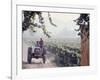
[[39, 38, 44, 48]]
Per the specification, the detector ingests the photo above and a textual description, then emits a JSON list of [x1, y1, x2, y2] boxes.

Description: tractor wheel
[[27, 47, 32, 64], [42, 55, 46, 64]]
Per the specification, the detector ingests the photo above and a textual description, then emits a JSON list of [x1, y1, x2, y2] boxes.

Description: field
[[22, 37, 81, 69]]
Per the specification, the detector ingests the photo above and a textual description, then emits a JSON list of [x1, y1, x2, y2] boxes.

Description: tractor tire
[[27, 47, 32, 64], [42, 55, 46, 64]]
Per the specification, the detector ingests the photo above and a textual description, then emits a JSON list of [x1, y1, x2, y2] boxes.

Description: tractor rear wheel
[[27, 47, 32, 64]]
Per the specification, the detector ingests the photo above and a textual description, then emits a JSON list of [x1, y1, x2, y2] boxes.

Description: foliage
[[45, 40, 81, 66], [22, 11, 57, 38], [74, 14, 89, 40]]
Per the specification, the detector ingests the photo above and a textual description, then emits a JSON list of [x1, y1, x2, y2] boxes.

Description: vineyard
[[23, 38, 81, 67], [44, 38, 81, 67]]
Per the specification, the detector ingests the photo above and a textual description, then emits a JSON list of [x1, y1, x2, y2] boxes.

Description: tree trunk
[[80, 28, 89, 66]]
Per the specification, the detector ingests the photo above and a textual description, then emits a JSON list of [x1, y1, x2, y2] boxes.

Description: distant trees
[[74, 14, 90, 66], [22, 11, 57, 38]]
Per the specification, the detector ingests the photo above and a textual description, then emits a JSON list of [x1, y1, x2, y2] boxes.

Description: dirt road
[[22, 50, 57, 69], [22, 41, 57, 69]]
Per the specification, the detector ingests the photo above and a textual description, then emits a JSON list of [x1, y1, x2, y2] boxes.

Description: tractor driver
[[39, 38, 44, 48]]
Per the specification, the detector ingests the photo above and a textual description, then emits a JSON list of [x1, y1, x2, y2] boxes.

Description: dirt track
[[22, 50, 57, 69], [22, 40, 59, 69]]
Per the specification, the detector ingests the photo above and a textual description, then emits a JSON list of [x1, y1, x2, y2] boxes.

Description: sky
[[23, 12, 80, 41]]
